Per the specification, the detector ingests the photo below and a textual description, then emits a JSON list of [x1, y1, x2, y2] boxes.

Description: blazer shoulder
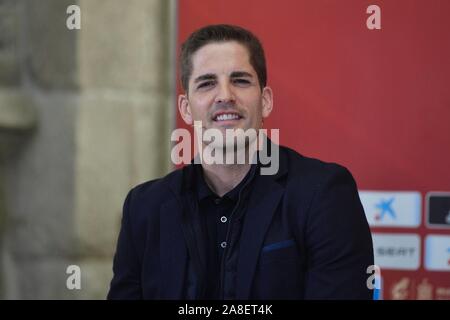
[[281, 145, 355, 187], [123, 167, 185, 226], [127, 167, 184, 201]]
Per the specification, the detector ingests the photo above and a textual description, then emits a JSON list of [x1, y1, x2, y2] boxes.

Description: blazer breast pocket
[[259, 239, 299, 265], [253, 238, 305, 299]]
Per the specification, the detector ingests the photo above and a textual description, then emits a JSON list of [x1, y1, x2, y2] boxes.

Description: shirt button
[[214, 198, 221, 204], [220, 241, 227, 249], [220, 216, 227, 223]]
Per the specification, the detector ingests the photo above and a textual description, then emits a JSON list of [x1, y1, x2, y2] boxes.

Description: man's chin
[[207, 134, 258, 152]]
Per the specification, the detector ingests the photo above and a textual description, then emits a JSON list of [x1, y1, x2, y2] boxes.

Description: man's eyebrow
[[194, 73, 217, 83], [230, 71, 253, 78]]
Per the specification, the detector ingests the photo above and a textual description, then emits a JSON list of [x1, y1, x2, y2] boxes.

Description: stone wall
[[0, 0, 176, 299]]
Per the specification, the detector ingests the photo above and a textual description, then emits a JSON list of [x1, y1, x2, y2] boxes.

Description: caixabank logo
[[359, 191, 421, 228]]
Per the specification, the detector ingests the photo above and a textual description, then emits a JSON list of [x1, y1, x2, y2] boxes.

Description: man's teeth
[[215, 114, 240, 121]]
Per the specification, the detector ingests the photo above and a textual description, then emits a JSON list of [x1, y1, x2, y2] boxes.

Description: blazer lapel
[[160, 164, 208, 299], [160, 141, 288, 299], [235, 173, 285, 299], [178, 190, 208, 299], [159, 198, 188, 299]]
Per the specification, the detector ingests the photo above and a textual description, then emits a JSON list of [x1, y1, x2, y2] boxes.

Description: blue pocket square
[[262, 239, 296, 253]]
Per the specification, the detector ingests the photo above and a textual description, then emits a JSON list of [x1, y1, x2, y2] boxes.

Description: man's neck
[[197, 138, 261, 197], [201, 163, 251, 197]]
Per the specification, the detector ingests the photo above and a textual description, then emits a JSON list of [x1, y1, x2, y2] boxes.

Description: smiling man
[[108, 24, 374, 300]]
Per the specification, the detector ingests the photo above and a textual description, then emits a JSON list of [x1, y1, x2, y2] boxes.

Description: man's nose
[[215, 82, 235, 104]]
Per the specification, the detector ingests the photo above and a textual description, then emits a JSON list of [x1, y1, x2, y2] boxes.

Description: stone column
[[0, 0, 37, 299], [0, 0, 176, 299]]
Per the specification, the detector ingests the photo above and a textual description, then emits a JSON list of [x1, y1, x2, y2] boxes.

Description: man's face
[[178, 41, 273, 143]]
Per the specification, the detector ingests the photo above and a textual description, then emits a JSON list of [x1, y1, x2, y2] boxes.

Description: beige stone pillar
[[0, 0, 176, 299]]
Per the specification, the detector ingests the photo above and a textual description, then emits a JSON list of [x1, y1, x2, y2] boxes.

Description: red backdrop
[[176, 0, 450, 299]]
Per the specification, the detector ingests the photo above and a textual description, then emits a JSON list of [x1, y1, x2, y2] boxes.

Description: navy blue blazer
[[108, 144, 374, 299]]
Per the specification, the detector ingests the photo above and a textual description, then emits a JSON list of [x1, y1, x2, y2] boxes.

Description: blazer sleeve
[[107, 189, 142, 299], [303, 165, 374, 299]]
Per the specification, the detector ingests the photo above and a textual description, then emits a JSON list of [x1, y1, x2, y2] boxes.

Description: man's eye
[[197, 81, 214, 89], [233, 79, 250, 85]]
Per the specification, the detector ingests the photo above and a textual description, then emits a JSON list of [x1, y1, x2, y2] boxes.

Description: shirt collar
[[195, 163, 258, 202]]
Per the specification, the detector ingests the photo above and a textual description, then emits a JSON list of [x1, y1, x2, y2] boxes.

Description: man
[[107, 24, 374, 300]]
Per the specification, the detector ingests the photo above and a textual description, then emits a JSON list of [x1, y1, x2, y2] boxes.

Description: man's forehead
[[190, 41, 254, 76]]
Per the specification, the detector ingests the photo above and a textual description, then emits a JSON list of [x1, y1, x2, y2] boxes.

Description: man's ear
[[178, 94, 193, 125], [261, 86, 273, 118]]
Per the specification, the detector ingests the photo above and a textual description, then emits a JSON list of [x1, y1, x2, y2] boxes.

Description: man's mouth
[[212, 111, 243, 122]]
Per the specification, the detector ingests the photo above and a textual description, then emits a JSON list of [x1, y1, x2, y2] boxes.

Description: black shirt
[[195, 164, 258, 299]]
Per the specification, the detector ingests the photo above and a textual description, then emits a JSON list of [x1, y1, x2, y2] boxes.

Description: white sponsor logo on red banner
[[359, 191, 421, 228], [424, 235, 450, 271], [372, 233, 420, 270]]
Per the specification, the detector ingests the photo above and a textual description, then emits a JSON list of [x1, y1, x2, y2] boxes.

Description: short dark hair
[[180, 24, 267, 92]]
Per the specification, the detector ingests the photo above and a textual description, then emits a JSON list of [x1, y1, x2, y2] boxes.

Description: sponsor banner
[[385, 274, 450, 300], [424, 235, 450, 271], [359, 191, 421, 228], [372, 233, 420, 270], [426, 192, 450, 228], [373, 275, 383, 300]]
